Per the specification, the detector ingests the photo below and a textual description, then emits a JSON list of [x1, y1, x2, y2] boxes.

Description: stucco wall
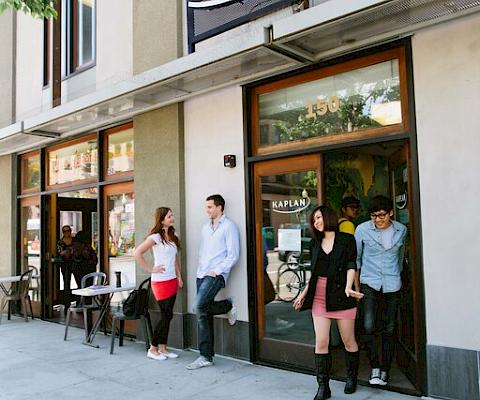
[[133, 0, 183, 74], [0, 10, 14, 128], [0, 155, 13, 276], [133, 105, 185, 306], [184, 86, 248, 322], [412, 13, 480, 351]]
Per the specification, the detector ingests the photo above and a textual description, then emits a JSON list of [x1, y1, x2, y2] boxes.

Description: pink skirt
[[151, 278, 178, 301], [312, 277, 356, 320]]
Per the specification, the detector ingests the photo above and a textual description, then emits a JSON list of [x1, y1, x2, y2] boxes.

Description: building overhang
[[1, 0, 479, 155]]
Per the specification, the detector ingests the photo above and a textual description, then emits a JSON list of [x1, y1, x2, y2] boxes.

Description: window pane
[[261, 171, 317, 344], [21, 153, 40, 192], [259, 60, 401, 147], [107, 191, 135, 303], [78, 0, 94, 66], [107, 128, 134, 176], [48, 138, 98, 186]]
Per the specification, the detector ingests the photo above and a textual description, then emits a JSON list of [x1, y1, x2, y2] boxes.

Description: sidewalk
[[0, 317, 420, 400]]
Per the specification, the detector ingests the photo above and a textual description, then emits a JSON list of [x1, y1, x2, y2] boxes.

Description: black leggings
[[151, 294, 176, 347]]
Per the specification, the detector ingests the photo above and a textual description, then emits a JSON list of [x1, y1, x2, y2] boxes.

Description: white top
[[149, 233, 178, 282]]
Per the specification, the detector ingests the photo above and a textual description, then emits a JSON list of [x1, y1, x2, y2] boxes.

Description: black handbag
[[123, 278, 150, 317]]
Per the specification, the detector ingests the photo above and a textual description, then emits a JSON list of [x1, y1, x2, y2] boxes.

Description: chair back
[[13, 269, 34, 299], [81, 272, 107, 289]]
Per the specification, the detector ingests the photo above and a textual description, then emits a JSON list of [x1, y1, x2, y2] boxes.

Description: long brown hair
[[148, 207, 181, 249]]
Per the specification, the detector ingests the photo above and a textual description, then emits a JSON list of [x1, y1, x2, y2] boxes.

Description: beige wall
[[133, 0, 183, 74], [0, 155, 14, 276], [412, 13, 480, 351], [184, 86, 248, 321], [133, 105, 185, 309], [0, 10, 14, 128]]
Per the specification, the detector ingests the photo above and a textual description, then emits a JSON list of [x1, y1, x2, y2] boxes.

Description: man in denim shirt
[[355, 195, 407, 386], [186, 194, 240, 370]]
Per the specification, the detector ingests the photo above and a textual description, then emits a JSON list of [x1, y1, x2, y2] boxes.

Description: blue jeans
[[361, 284, 400, 372], [195, 276, 232, 361]]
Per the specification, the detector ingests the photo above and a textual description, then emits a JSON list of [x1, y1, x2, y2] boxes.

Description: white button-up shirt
[[197, 214, 240, 283]]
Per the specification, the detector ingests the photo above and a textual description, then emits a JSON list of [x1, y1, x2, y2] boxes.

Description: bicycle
[[276, 258, 311, 302]]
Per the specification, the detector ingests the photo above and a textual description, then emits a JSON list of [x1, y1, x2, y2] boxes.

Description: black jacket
[[301, 232, 357, 312]]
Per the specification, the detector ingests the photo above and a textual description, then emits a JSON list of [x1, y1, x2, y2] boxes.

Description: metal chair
[[28, 265, 40, 302], [110, 278, 153, 354], [0, 269, 34, 324], [64, 271, 107, 341]]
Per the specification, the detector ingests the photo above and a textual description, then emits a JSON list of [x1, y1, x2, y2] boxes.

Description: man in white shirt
[[186, 194, 240, 370]]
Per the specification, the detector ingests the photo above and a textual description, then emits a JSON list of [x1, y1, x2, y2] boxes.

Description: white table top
[[72, 285, 135, 297], [0, 275, 39, 283]]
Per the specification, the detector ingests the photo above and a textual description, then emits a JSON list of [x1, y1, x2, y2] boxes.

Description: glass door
[[20, 196, 41, 316], [254, 154, 321, 369]]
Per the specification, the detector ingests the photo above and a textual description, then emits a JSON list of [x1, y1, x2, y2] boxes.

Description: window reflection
[[48, 139, 98, 186], [107, 128, 134, 176], [21, 153, 40, 192], [108, 191, 135, 303], [259, 60, 401, 146], [21, 202, 41, 302]]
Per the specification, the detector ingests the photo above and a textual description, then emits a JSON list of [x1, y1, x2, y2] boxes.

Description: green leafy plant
[[0, 0, 57, 18]]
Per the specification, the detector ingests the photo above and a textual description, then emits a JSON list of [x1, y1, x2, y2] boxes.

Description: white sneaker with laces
[[147, 350, 167, 361], [186, 356, 213, 370], [227, 304, 237, 326], [160, 351, 179, 359], [369, 368, 382, 385]]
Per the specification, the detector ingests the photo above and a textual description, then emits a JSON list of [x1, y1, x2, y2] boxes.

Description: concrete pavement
[[0, 317, 421, 400]]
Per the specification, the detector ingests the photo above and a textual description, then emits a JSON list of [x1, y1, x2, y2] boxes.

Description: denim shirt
[[355, 220, 407, 293], [197, 214, 240, 283]]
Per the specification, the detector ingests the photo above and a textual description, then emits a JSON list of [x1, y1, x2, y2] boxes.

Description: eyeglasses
[[370, 212, 389, 220], [346, 204, 360, 209]]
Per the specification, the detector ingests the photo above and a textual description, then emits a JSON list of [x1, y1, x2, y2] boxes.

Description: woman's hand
[[292, 293, 306, 310], [177, 276, 184, 288], [345, 287, 364, 300], [151, 265, 165, 273]]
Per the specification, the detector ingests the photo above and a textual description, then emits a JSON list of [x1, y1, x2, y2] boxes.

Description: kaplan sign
[[271, 197, 311, 214]]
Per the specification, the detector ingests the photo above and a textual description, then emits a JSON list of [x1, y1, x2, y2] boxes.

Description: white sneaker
[[227, 304, 237, 326], [186, 356, 213, 370], [160, 351, 178, 359], [147, 350, 167, 361], [369, 368, 382, 385]]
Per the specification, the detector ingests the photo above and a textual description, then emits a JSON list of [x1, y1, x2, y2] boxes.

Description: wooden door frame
[[253, 154, 321, 365]]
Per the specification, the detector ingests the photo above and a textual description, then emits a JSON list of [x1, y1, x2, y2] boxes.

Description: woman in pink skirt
[[135, 207, 183, 361], [293, 205, 363, 399]]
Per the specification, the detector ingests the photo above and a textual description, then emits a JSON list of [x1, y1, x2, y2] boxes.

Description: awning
[[1, 0, 479, 155], [270, 0, 480, 61]]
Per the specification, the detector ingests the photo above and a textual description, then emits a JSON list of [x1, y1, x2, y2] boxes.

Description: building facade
[[0, 1, 479, 399]]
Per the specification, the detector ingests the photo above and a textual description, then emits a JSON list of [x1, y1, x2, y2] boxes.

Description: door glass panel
[[261, 170, 317, 344], [107, 191, 135, 303], [20, 201, 41, 303]]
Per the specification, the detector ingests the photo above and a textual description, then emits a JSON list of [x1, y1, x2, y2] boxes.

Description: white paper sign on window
[[277, 229, 301, 252]]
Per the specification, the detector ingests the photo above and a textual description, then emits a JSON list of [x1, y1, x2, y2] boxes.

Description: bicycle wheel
[[277, 269, 302, 302]]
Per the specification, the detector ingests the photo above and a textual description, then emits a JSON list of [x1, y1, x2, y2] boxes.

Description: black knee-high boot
[[314, 353, 331, 400], [344, 350, 359, 394]]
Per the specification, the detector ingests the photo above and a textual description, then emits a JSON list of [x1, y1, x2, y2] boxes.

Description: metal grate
[[282, 0, 480, 59], [188, 0, 297, 51]]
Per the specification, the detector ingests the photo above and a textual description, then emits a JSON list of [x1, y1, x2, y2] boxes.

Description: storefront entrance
[[253, 141, 422, 394]]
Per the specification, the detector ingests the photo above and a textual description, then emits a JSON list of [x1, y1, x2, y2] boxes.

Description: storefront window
[[47, 137, 98, 187], [107, 189, 135, 303], [21, 152, 40, 193], [258, 59, 401, 148], [106, 127, 134, 176]]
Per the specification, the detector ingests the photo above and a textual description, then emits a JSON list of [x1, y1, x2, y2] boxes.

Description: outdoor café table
[[0, 275, 39, 296], [72, 285, 135, 347]]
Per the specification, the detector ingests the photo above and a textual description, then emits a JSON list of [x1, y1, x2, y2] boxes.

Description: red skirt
[[312, 277, 356, 320], [151, 278, 178, 301]]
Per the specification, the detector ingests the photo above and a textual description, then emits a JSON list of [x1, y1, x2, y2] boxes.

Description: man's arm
[[214, 222, 240, 276], [398, 226, 407, 273]]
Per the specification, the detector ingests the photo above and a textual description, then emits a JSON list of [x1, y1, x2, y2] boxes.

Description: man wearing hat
[[339, 196, 361, 235]]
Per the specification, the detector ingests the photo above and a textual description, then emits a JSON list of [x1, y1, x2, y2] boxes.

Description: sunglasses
[[62, 229, 71, 233]]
